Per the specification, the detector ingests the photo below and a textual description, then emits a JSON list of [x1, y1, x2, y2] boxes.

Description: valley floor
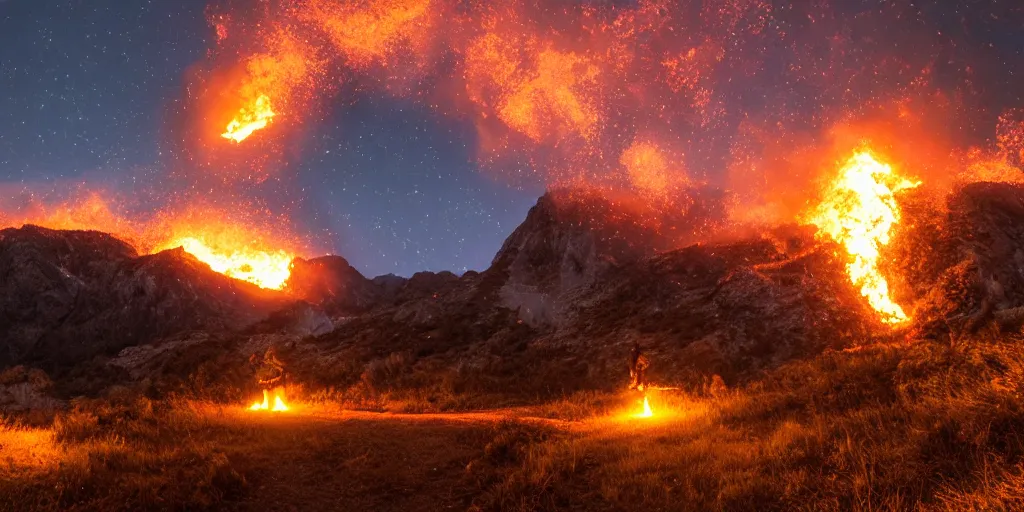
[[199, 406, 568, 512], [4, 336, 1024, 511]]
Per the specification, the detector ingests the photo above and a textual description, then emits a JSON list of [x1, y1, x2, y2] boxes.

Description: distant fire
[[249, 389, 288, 412], [161, 236, 293, 290], [0, 194, 299, 291], [808, 150, 920, 324], [222, 94, 275, 143]]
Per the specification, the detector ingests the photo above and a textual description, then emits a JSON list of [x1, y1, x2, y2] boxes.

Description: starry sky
[[2, 0, 1023, 278], [0, 0, 542, 278]]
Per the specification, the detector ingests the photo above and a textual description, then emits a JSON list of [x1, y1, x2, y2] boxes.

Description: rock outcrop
[[0, 225, 287, 372]]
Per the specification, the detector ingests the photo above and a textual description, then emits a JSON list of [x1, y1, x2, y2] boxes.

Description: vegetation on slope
[[3, 328, 1024, 511]]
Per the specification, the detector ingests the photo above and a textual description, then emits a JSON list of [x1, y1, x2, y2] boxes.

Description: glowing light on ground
[[634, 396, 653, 418], [222, 94, 275, 143], [250, 389, 289, 412], [808, 150, 920, 324], [166, 236, 293, 290]]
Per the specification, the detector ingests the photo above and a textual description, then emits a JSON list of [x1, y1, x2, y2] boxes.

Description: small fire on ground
[[250, 389, 288, 412], [634, 396, 653, 418]]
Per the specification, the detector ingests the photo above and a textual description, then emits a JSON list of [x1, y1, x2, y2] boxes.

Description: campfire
[[250, 389, 289, 412]]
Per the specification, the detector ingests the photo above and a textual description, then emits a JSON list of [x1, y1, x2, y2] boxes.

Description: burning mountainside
[[807, 150, 920, 324], [0, 195, 300, 290], [155, 236, 293, 290]]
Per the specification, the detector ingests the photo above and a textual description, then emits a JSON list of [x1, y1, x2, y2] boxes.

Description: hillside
[[1, 182, 1021, 409]]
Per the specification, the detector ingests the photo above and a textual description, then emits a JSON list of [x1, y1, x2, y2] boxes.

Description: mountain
[[6, 182, 1024, 403], [0, 225, 287, 372]]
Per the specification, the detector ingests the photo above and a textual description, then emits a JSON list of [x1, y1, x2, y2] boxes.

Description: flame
[[216, 31, 320, 145], [1, 194, 299, 291], [222, 94, 276, 143], [634, 396, 653, 418], [161, 236, 293, 290], [249, 389, 289, 412], [150, 210, 298, 290], [808, 150, 920, 324]]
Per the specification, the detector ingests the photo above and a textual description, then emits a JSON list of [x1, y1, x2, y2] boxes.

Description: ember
[[807, 150, 920, 324]]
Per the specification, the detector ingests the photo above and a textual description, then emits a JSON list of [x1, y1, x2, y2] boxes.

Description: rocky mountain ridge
[[4, 182, 1024, 404]]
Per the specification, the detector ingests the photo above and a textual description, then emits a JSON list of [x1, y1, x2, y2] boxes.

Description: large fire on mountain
[[0, 196, 299, 290], [807, 150, 920, 324]]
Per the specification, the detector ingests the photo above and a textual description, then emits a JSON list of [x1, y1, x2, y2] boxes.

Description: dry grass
[[0, 424, 61, 475], [6, 331, 1024, 510], [0, 395, 246, 512], [471, 334, 1024, 511]]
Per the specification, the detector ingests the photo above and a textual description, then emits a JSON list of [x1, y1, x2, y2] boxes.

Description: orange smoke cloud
[[179, 0, 1024, 253], [619, 140, 692, 202], [301, 0, 435, 67]]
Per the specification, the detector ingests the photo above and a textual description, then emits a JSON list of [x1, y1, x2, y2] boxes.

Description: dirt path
[[200, 406, 570, 512]]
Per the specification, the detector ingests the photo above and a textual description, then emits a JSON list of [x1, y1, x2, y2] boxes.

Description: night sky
[[2, 0, 1023, 278], [0, 0, 542, 278]]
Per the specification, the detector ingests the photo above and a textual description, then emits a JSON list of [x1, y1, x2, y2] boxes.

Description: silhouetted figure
[[252, 346, 286, 390], [628, 341, 649, 391]]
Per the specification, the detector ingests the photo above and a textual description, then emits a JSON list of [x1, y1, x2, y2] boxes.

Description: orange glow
[[0, 192, 145, 248], [222, 94, 276, 143], [159, 235, 293, 290], [250, 389, 289, 411], [961, 148, 1024, 184], [807, 150, 920, 324], [303, 0, 434, 67], [620, 141, 677, 198], [0, 424, 60, 474], [634, 396, 653, 418], [1, 195, 299, 291]]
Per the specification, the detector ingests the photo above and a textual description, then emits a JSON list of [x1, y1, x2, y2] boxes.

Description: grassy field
[[3, 331, 1024, 511]]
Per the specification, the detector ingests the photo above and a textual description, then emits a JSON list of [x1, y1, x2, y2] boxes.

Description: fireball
[[808, 150, 920, 324], [222, 94, 276, 143]]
